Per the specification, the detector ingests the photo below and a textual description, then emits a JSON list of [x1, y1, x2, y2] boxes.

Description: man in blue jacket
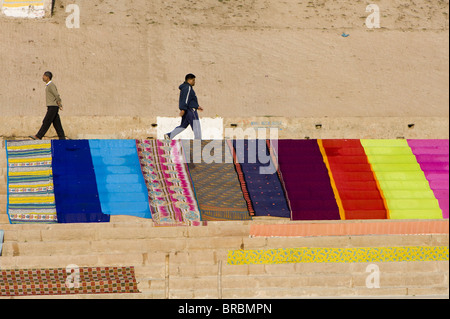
[[165, 73, 203, 140]]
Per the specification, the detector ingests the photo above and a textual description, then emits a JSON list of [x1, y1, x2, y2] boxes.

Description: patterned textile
[[89, 140, 151, 219], [181, 140, 251, 221], [52, 140, 110, 223], [228, 246, 449, 265], [6, 140, 57, 224], [136, 139, 202, 226], [0, 266, 139, 296], [229, 140, 290, 218]]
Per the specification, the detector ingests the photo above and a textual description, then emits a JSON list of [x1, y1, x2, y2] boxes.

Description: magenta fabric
[[276, 139, 340, 220], [408, 139, 449, 218]]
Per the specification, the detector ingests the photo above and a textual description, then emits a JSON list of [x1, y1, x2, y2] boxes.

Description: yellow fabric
[[361, 139, 442, 220], [228, 246, 449, 265]]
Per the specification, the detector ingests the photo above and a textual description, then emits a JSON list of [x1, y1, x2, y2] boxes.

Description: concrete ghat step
[[1, 289, 447, 299], [0, 256, 447, 299], [1, 233, 448, 257]]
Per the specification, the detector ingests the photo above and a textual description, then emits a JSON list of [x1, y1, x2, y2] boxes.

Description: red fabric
[[322, 139, 388, 220]]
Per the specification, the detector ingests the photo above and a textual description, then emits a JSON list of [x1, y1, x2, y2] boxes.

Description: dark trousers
[[36, 106, 66, 139], [167, 108, 202, 140]]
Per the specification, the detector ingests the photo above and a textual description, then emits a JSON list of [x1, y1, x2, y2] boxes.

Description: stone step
[[0, 293, 158, 300], [1, 221, 251, 241], [1, 231, 448, 257], [0, 252, 447, 297], [1, 288, 447, 299], [0, 214, 9, 224]]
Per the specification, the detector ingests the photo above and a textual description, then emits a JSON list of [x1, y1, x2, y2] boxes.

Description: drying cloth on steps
[[136, 139, 202, 226], [89, 139, 151, 219], [228, 246, 449, 265], [229, 140, 290, 218], [276, 140, 340, 220], [181, 140, 252, 221], [361, 139, 443, 219], [408, 139, 449, 219], [52, 140, 109, 223], [249, 220, 449, 237], [321, 139, 388, 220], [0, 266, 139, 296], [6, 140, 57, 224], [1, 0, 46, 18]]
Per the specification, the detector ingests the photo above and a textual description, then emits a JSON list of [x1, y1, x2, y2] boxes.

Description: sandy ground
[[0, 0, 448, 120]]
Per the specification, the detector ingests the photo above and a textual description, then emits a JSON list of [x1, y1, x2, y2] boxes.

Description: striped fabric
[[6, 140, 57, 224], [1, 0, 45, 18]]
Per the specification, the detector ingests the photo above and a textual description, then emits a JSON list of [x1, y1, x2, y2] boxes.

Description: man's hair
[[185, 73, 196, 81], [44, 71, 53, 80]]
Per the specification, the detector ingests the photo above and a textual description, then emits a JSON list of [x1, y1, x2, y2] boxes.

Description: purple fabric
[[408, 139, 449, 218], [277, 140, 340, 220]]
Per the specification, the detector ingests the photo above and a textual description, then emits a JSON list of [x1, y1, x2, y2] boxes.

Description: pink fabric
[[408, 139, 449, 218]]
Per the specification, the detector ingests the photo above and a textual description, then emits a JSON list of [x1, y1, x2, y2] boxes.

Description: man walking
[[30, 71, 66, 140], [165, 73, 203, 140]]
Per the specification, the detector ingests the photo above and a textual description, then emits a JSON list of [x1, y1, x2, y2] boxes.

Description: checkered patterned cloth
[[0, 266, 139, 296]]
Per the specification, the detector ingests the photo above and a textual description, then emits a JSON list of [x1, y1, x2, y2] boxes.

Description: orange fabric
[[318, 139, 346, 220], [250, 220, 449, 237]]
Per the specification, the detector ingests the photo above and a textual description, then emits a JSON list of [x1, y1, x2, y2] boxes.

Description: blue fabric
[[89, 140, 151, 218], [51, 140, 109, 224], [232, 140, 290, 218]]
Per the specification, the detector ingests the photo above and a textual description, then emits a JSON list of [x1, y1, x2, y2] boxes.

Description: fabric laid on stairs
[[276, 139, 340, 220], [361, 139, 443, 219], [0, 266, 139, 296], [136, 139, 202, 226], [88, 139, 151, 219], [227, 139, 290, 218], [6, 140, 58, 224], [408, 139, 449, 219], [321, 139, 388, 220], [181, 140, 252, 221], [52, 140, 109, 223]]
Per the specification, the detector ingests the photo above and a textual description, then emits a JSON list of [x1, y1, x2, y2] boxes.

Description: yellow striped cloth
[[2, 0, 44, 8], [6, 140, 57, 224]]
